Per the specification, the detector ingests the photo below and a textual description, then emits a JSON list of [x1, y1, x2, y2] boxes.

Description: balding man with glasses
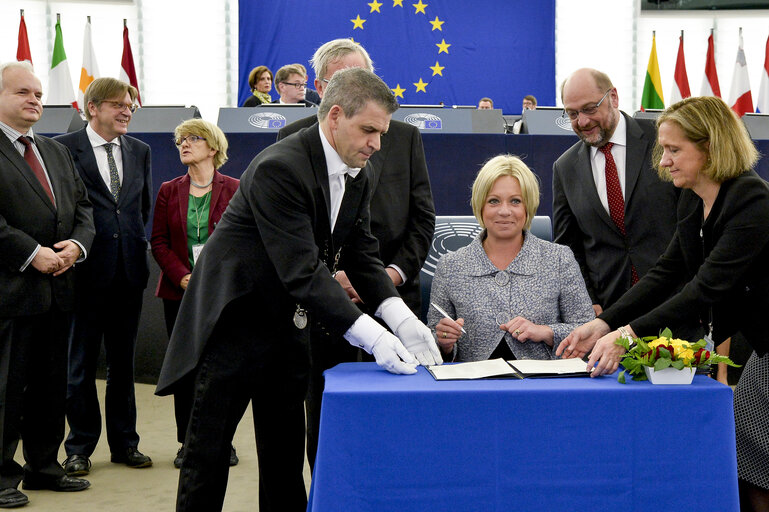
[[552, 68, 678, 317]]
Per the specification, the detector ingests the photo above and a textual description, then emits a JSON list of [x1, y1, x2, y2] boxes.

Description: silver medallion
[[293, 305, 308, 329]]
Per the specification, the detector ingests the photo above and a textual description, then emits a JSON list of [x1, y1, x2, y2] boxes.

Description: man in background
[[272, 64, 315, 106], [477, 97, 493, 109], [277, 38, 436, 470], [55, 77, 153, 477], [513, 95, 537, 133], [0, 61, 94, 509]]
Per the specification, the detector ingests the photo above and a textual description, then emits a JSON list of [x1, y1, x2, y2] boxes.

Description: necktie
[[599, 142, 639, 284], [18, 136, 55, 207], [329, 169, 348, 232], [104, 143, 121, 202]]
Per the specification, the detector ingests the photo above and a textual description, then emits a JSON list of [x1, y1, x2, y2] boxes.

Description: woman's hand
[[556, 318, 611, 359], [180, 274, 191, 290], [435, 317, 464, 354], [500, 317, 554, 346], [585, 325, 636, 377]]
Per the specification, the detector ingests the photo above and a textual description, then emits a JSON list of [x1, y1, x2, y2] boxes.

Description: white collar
[[319, 126, 361, 179], [590, 113, 626, 157], [86, 124, 121, 149]]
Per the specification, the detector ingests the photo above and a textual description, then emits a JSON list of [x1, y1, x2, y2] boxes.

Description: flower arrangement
[[614, 328, 739, 383]]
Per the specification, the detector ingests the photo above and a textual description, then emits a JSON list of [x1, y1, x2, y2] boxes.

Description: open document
[[426, 358, 591, 380]]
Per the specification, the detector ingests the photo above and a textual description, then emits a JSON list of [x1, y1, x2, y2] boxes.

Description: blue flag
[[238, 0, 555, 114]]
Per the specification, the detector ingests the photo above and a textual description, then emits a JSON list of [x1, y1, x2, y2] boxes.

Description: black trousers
[[176, 297, 309, 512], [65, 263, 144, 457], [162, 299, 193, 444], [0, 307, 69, 490]]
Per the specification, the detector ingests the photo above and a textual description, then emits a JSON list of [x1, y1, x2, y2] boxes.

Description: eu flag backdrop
[[238, 0, 555, 114]]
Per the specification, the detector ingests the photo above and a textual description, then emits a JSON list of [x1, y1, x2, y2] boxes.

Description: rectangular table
[[308, 363, 738, 512]]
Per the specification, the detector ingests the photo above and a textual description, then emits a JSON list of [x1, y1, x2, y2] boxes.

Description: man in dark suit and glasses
[[156, 67, 441, 512], [277, 38, 436, 470], [55, 78, 153, 477], [0, 61, 94, 509], [552, 68, 678, 316]]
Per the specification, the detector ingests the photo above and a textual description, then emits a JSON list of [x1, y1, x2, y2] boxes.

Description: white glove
[[394, 316, 443, 366], [369, 331, 418, 375], [378, 297, 443, 366]]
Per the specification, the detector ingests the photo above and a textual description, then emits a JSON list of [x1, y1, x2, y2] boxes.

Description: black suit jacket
[[156, 124, 398, 395], [55, 128, 152, 289], [552, 113, 678, 309], [601, 171, 769, 356], [0, 132, 94, 317], [278, 116, 435, 315]]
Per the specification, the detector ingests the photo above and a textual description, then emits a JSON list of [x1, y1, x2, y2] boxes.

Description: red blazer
[[151, 171, 239, 300]]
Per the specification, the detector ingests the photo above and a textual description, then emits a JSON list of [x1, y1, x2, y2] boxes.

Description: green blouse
[[187, 192, 211, 268]]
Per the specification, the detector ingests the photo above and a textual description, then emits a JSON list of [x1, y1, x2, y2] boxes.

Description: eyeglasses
[[175, 135, 206, 146], [281, 81, 307, 89], [105, 101, 139, 113], [561, 89, 612, 120]]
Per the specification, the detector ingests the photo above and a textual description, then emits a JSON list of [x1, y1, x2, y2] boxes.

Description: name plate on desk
[[37, 105, 85, 135], [392, 107, 503, 134], [130, 106, 201, 132], [743, 113, 769, 140], [520, 107, 575, 135], [217, 106, 318, 133]]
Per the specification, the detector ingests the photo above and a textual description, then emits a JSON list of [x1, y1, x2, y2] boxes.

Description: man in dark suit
[[277, 38, 436, 470], [552, 68, 678, 316], [156, 68, 440, 512], [0, 61, 94, 509], [54, 78, 152, 476]]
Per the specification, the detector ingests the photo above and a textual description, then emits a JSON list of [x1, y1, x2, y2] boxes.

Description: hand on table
[[556, 318, 611, 359], [370, 331, 418, 374], [396, 317, 443, 366]]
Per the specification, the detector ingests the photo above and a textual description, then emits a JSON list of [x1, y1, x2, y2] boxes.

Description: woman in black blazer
[[558, 96, 769, 511]]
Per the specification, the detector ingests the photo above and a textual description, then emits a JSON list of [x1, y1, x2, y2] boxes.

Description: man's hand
[[556, 318, 611, 359], [180, 274, 191, 290], [586, 328, 632, 377], [334, 270, 362, 303], [592, 304, 603, 316], [395, 317, 443, 366], [385, 267, 403, 287], [52, 240, 81, 276], [370, 331, 418, 374], [31, 247, 65, 274]]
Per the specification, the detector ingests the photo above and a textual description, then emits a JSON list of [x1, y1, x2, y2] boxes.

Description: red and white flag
[[756, 35, 769, 114], [670, 32, 691, 104], [700, 31, 721, 98], [119, 21, 142, 105], [728, 29, 753, 117], [17, 11, 32, 64]]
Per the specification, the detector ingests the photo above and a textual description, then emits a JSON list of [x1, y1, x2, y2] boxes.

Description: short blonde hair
[[653, 96, 759, 183], [84, 77, 138, 121], [173, 119, 229, 170], [471, 155, 540, 231]]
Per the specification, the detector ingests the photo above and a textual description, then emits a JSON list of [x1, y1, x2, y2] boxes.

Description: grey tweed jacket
[[427, 231, 595, 361]]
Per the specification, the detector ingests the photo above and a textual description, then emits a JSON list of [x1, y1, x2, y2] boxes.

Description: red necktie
[[18, 136, 56, 207], [599, 142, 638, 284]]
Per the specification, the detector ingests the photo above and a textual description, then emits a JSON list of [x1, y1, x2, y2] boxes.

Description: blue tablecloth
[[308, 362, 738, 512]]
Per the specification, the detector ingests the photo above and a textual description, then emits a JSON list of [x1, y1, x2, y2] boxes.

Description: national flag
[[48, 17, 78, 110], [669, 32, 691, 105], [756, 35, 769, 114], [641, 33, 664, 111], [119, 21, 142, 105], [701, 31, 721, 98], [78, 18, 100, 114], [728, 29, 753, 117], [17, 11, 32, 64]]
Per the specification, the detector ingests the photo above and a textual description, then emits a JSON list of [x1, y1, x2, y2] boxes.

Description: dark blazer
[[242, 94, 268, 107], [552, 113, 678, 309], [0, 132, 94, 317], [156, 125, 398, 395], [601, 171, 769, 356], [278, 117, 435, 315], [151, 171, 240, 300], [54, 128, 152, 289]]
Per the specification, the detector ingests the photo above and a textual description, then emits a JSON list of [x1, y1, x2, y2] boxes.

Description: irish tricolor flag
[[48, 16, 77, 110], [641, 33, 664, 111]]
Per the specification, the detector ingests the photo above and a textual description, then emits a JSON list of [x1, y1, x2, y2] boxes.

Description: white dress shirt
[[86, 124, 123, 190]]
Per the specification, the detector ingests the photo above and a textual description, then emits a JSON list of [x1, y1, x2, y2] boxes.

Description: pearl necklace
[[189, 175, 214, 188]]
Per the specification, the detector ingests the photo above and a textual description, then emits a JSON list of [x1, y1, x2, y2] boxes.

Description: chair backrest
[[419, 215, 552, 321]]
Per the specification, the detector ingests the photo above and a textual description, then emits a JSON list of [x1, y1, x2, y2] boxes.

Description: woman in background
[[428, 155, 594, 361], [151, 119, 240, 468], [242, 65, 272, 106]]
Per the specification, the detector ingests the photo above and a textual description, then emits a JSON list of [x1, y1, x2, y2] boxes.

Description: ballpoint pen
[[430, 302, 467, 334]]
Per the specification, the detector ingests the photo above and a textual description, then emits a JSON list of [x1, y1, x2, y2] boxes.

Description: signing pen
[[430, 302, 467, 334]]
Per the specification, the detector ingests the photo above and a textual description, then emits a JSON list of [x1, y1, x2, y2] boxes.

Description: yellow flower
[[676, 348, 695, 364], [648, 337, 670, 349]]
